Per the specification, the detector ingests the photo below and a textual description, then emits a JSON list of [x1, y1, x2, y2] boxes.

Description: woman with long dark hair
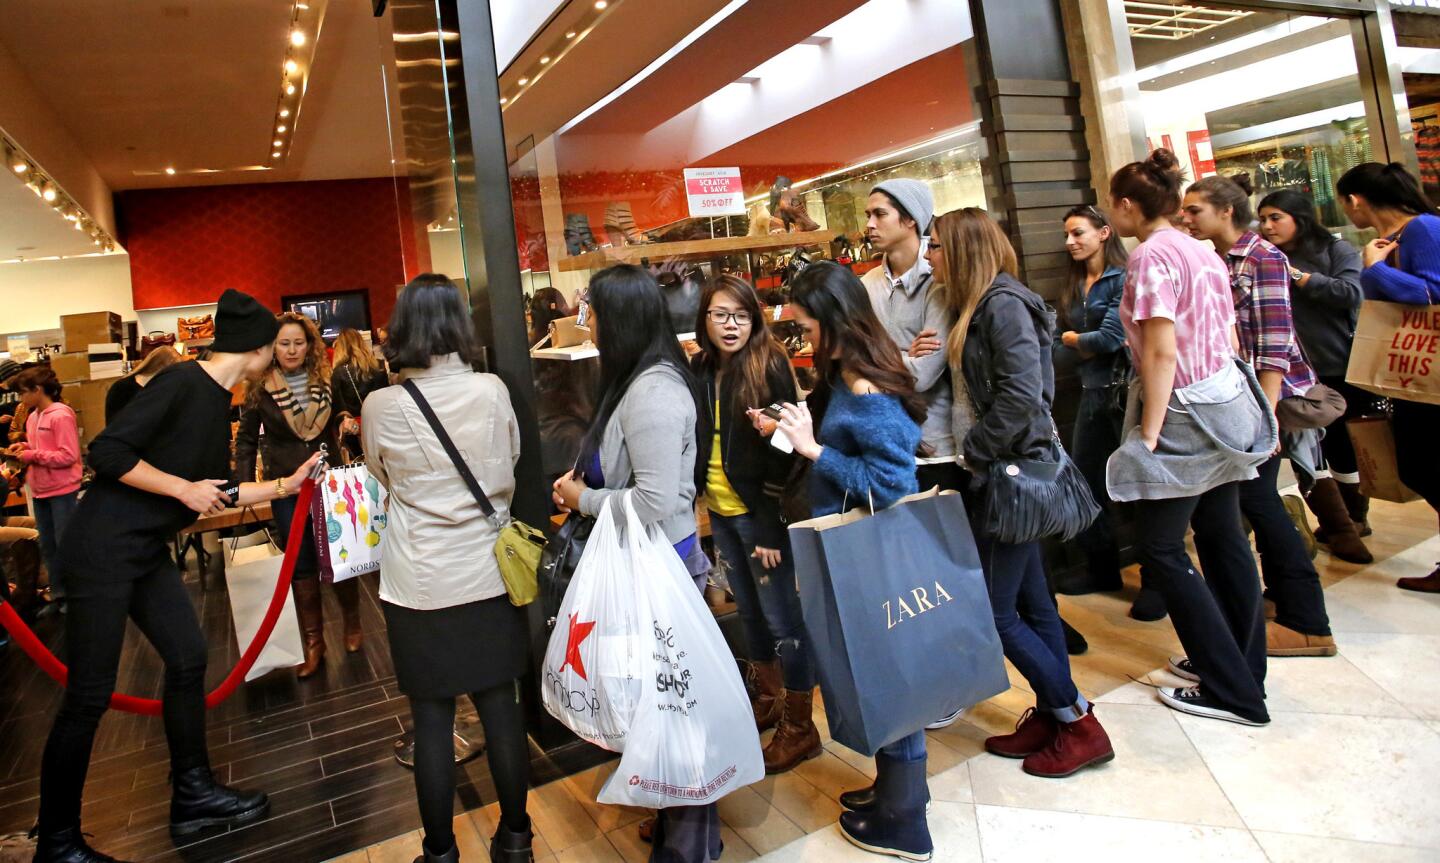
[[1105, 150, 1274, 727], [691, 275, 818, 774], [362, 274, 533, 863], [1052, 205, 1137, 605], [1335, 162, 1440, 592], [235, 312, 355, 677], [1256, 190, 1373, 562], [549, 264, 716, 863], [920, 209, 1113, 779], [1182, 175, 1336, 660], [773, 260, 932, 861]]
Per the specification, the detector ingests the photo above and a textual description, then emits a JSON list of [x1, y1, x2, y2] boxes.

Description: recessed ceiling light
[[565, 31, 576, 38], [277, 125, 287, 133], [290, 30, 306, 47], [286, 83, 297, 95], [41, 186, 57, 202], [499, 96, 508, 105], [285, 59, 299, 74], [273, 139, 283, 147], [540, 56, 550, 64], [11, 160, 27, 174], [164, 167, 176, 175], [595, 0, 607, 8], [273, 151, 282, 158], [518, 77, 529, 85], [280, 108, 291, 118]]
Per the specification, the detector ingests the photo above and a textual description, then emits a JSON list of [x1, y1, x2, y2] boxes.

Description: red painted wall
[[118, 178, 422, 329]]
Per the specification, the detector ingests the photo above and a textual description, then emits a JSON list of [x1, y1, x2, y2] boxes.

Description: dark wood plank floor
[[0, 565, 610, 862]]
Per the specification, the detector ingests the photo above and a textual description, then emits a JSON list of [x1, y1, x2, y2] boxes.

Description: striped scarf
[[265, 368, 332, 441]]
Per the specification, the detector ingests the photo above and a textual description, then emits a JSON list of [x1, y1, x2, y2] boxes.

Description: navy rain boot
[[838, 754, 933, 861]]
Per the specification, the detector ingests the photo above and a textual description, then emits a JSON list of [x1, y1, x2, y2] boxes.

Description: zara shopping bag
[[788, 489, 1008, 756], [224, 553, 304, 681], [310, 463, 389, 583], [1346, 300, 1440, 406], [541, 496, 763, 807]]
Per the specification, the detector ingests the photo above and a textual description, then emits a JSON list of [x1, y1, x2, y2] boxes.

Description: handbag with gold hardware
[[178, 314, 215, 340]]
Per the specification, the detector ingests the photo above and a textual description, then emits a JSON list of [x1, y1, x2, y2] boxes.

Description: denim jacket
[[1052, 266, 1126, 390]]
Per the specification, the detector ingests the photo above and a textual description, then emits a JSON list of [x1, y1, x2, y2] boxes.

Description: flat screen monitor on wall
[[280, 290, 371, 341]]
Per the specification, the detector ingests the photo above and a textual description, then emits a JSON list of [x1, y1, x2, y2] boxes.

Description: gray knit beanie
[[872, 179, 935, 238]]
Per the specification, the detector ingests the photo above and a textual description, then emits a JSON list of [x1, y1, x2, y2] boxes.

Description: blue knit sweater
[[809, 385, 921, 517], [1361, 212, 1440, 304]]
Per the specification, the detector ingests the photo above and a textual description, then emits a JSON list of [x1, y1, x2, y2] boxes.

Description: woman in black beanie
[[33, 290, 321, 863]]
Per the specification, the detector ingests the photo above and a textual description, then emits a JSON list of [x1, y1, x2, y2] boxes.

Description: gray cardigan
[[578, 362, 698, 544], [1286, 237, 1363, 378]]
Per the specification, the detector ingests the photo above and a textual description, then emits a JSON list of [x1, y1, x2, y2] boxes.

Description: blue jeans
[[878, 729, 927, 763], [35, 491, 79, 601], [708, 510, 814, 691], [979, 537, 1088, 722]]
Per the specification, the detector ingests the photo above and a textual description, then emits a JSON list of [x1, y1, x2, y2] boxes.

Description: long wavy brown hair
[[693, 275, 791, 413], [332, 328, 380, 376], [931, 208, 1019, 364], [246, 311, 330, 404]]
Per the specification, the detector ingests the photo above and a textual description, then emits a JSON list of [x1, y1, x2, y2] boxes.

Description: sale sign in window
[[683, 167, 746, 217]]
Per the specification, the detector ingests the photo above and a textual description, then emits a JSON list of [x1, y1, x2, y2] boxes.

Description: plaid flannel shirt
[[1227, 231, 1317, 400]]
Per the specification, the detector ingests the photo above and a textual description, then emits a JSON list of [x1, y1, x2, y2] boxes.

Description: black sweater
[[1284, 237, 1363, 377], [71, 361, 234, 546], [692, 353, 799, 549]]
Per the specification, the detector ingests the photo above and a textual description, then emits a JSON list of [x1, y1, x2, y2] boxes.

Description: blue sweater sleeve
[[1077, 271, 1127, 356], [812, 393, 920, 510], [1361, 215, 1440, 304]]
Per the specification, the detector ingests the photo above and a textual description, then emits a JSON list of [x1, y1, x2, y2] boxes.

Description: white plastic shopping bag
[[224, 552, 304, 681], [311, 463, 388, 583], [541, 495, 763, 807]]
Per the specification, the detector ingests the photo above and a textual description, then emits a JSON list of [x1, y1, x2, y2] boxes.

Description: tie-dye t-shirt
[[1119, 228, 1236, 388]]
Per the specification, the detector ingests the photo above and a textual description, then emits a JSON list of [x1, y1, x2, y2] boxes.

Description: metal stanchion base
[[393, 718, 486, 768]]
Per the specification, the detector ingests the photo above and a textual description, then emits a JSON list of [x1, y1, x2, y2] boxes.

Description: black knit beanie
[[210, 289, 280, 353]]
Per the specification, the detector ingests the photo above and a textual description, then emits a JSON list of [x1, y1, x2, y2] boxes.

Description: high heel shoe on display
[[604, 201, 645, 246], [563, 213, 600, 255]]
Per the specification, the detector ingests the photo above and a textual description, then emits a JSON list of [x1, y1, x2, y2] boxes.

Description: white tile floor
[[750, 537, 1440, 863]]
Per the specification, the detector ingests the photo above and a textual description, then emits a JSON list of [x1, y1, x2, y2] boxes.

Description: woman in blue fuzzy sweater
[[774, 261, 932, 862]]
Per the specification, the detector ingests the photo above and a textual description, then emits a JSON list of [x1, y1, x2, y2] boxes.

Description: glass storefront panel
[[1127, 3, 1373, 245]]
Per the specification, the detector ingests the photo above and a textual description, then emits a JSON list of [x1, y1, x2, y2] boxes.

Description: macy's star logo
[[559, 612, 597, 681]]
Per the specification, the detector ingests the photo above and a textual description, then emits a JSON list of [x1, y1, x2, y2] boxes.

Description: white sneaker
[[1158, 686, 1268, 726], [925, 707, 965, 730], [1167, 656, 1200, 683]]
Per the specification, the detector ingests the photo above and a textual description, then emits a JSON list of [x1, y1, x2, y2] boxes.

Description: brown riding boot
[[747, 659, 783, 732], [764, 689, 823, 774], [1336, 481, 1372, 537], [334, 578, 364, 653], [1306, 478, 1372, 564], [292, 578, 326, 679]]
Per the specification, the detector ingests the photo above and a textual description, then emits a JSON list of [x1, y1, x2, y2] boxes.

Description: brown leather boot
[[292, 578, 326, 678], [1336, 481, 1372, 537], [748, 659, 783, 732], [1306, 478, 1372, 564], [764, 689, 822, 773], [334, 578, 364, 653]]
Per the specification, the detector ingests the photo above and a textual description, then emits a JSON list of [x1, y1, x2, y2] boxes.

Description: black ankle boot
[[412, 840, 459, 863], [490, 818, 534, 863], [1061, 617, 1088, 655], [838, 756, 932, 861], [169, 766, 269, 836], [33, 826, 131, 862]]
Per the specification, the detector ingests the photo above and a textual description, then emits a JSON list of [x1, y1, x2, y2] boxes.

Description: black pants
[[1238, 455, 1330, 636], [1071, 387, 1125, 575], [38, 557, 209, 834], [915, 461, 969, 494], [1393, 398, 1440, 514], [410, 681, 530, 855], [1135, 483, 1269, 723], [1317, 376, 1381, 479]]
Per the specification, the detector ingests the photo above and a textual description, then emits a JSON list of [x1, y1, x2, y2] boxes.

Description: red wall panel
[[119, 178, 420, 329]]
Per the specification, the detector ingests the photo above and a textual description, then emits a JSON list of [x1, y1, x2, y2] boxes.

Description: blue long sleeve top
[[808, 384, 921, 517], [1361, 212, 1440, 304]]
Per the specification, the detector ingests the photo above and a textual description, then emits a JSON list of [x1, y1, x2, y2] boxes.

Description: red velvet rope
[[0, 478, 317, 715]]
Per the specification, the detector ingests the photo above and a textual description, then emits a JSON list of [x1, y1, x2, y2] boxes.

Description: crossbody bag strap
[[401, 379, 501, 525]]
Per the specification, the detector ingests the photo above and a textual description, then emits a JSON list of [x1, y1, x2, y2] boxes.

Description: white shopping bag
[[312, 463, 388, 583], [541, 496, 763, 807], [224, 553, 305, 681]]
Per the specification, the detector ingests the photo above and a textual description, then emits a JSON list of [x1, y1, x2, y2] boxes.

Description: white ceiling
[[0, 173, 119, 261]]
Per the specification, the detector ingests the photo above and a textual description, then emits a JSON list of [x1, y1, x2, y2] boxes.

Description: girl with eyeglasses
[[690, 275, 819, 775]]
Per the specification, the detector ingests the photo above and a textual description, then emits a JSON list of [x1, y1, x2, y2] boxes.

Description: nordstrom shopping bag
[[311, 463, 389, 583], [1346, 300, 1440, 406], [1347, 416, 1421, 503], [541, 496, 763, 807], [224, 553, 304, 681], [789, 489, 1008, 756]]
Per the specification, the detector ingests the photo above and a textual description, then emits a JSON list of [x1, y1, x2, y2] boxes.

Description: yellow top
[[705, 397, 748, 516]]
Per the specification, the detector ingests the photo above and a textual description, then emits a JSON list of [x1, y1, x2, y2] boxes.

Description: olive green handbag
[[402, 380, 544, 606]]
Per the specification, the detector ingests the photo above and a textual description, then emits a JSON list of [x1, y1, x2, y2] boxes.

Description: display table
[[176, 502, 274, 587]]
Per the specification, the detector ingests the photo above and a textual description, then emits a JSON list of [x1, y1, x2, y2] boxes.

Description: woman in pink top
[[6, 366, 82, 611], [1106, 149, 1276, 728]]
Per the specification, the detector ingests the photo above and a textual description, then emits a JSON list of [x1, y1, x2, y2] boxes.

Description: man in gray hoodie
[[860, 179, 967, 491]]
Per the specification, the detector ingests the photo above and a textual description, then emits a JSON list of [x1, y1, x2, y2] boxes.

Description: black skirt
[[382, 594, 529, 699]]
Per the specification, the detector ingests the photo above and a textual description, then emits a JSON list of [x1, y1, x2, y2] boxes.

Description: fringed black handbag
[[980, 439, 1101, 545]]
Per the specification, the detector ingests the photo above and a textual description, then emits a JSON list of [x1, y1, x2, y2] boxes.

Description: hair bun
[[1229, 172, 1255, 196], [1147, 148, 1180, 173]]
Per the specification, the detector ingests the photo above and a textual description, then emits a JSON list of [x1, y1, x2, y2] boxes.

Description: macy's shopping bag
[[1346, 300, 1440, 406], [541, 495, 763, 807], [789, 489, 1008, 756], [311, 463, 389, 583]]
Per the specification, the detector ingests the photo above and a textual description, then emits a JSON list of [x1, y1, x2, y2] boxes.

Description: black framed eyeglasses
[[706, 309, 753, 326]]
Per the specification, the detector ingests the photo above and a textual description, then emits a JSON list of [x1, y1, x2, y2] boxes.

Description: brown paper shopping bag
[[1345, 300, 1440, 406], [1346, 416, 1421, 503]]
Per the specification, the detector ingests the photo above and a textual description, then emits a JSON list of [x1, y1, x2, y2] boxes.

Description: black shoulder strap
[[401, 378, 497, 520]]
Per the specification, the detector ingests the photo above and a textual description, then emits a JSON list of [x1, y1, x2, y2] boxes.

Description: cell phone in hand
[[761, 403, 785, 422]]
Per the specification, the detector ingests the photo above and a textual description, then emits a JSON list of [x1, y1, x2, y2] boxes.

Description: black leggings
[[410, 681, 530, 855], [38, 556, 209, 834]]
